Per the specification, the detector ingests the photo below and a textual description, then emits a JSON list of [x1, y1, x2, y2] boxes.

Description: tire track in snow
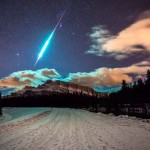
[[77, 110, 128, 150], [0, 110, 58, 149], [0, 108, 150, 150], [31, 111, 68, 149]]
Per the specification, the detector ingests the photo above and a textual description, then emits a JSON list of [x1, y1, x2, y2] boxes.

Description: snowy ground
[[0, 108, 150, 150]]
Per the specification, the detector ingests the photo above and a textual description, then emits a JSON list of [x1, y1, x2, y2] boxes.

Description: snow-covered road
[[0, 108, 150, 150]]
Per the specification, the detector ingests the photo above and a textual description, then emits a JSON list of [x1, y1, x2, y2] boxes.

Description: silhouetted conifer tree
[[146, 69, 150, 86], [137, 78, 144, 88], [121, 80, 128, 91]]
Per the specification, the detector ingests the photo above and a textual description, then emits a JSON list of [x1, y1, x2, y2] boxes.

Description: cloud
[[41, 69, 60, 77], [87, 10, 150, 60], [133, 60, 150, 66], [0, 77, 31, 87], [0, 87, 16, 96], [64, 65, 150, 88], [86, 26, 111, 56], [0, 66, 150, 95], [84, 10, 150, 90], [0, 68, 60, 89]]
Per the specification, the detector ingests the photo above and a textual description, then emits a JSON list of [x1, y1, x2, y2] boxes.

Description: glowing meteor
[[34, 11, 65, 66]]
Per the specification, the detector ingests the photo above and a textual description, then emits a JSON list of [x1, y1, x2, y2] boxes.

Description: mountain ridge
[[11, 80, 103, 97]]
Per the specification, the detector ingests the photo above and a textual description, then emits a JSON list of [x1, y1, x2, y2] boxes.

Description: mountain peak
[[13, 80, 100, 97]]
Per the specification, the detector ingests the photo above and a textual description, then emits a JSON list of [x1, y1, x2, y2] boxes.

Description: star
[[59, 23, 62, 28]]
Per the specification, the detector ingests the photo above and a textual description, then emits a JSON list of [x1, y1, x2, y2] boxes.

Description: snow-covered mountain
[[14, 80, 102, 97]]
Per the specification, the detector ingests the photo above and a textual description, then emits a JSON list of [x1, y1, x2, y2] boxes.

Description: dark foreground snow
[[0, 108, 150, 150]]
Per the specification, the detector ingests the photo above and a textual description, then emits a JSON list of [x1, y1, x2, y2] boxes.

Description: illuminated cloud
[[86, 25, 110, 56], [133, 60, 150, 66], [41, 69, 60, 77], [64, 65, 150, 88], [87, 11, 150, 60], [85, 10, 150, 91], [0, 68, 60, 88], [0, 77, 31, 87]]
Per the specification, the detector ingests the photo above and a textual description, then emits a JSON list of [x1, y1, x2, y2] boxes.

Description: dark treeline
[[0, 93, 99, 108], [0, 70, 150, 118], [98, 70, 150, 118]]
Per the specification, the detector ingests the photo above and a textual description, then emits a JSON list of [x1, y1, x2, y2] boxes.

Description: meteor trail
[[34, 11, 65, 66]]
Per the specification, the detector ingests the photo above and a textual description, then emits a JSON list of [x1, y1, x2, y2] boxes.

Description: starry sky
[[0, 0, 150, 94]]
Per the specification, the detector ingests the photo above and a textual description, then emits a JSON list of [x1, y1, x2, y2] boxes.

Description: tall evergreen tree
[[121, 80, 128, 91], [146, 69, 150, 86], [137, 78, 144, 89]]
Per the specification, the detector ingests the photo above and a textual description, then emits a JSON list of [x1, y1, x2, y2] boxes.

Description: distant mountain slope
[[13, 80, 103, 97]]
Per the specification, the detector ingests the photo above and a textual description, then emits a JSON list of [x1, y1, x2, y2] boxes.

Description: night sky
[[0, 0, 150, 94]]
